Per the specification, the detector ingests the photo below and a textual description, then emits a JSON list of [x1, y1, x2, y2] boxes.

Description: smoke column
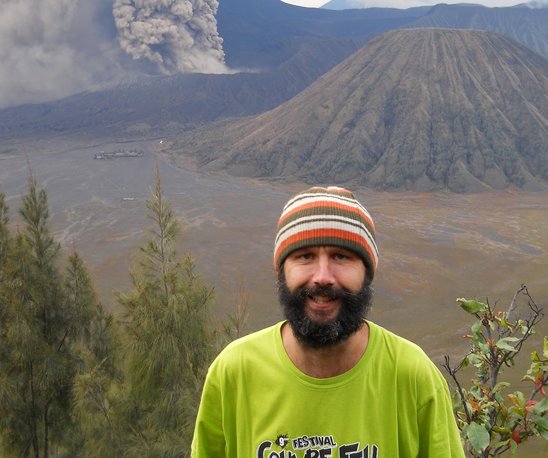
[[113, 0, 227, 74], [0, 0, 227, 109], [0, 0, 122, 109], [1, 0, 90, 108]]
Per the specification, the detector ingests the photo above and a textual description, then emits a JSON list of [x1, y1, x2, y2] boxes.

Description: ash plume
[[0, 0, 124, 109], [0, 0, 112, 107], [112, 0, 227, 74], [0, 0, 227, 110]]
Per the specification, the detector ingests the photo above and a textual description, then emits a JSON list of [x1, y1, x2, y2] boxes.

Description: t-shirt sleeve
[[416, 366, 465, 458], [191, 361, 226, 458]]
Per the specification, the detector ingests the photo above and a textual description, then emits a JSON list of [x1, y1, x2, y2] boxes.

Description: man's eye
[[291, 250, 313, 261], [333, 253, 348, 260], [334, 251, 357, 261]]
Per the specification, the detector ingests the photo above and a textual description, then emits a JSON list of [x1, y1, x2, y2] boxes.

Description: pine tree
[[0, 178, 111, 457], [0, 190, 9, 277], [0, 190, 10, 327], [0, 190, 13, 453], [0, 178, 71, 457], [117, 170, 217, 457], [64, 250, 105, 352], [68, 250, 123, 457]]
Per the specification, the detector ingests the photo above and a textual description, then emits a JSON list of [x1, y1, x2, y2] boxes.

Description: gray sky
[[282, 1, 536, 8]]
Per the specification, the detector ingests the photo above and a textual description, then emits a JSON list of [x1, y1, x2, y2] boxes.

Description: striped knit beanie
[[274, 186, 378, 282]]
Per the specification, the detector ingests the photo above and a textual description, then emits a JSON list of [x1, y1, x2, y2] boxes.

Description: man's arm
[[417, 381, 465, 458], [191, 365, 226, 458]]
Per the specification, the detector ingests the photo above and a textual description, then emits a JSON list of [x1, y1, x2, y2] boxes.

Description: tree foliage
[[0, 180, 110, 457], [443, 285, 547, 457], [66, 249, 121, 455], [71, 170, 218, 457], [0, 172, 231, 457], [0, 190, 9, 275], [117, 169, 217, 457]]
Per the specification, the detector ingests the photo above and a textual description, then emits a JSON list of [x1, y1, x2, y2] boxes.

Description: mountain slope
[[0, 38, 360, 139], [0, 0, 427, 140], [322, 2, 548, 58], [408, 3, 548, 58], [169, 29, 548, 192], [218, 0, 429, 69]]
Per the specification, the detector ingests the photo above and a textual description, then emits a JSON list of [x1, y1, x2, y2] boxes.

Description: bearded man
[[192, 186, 464, 457]]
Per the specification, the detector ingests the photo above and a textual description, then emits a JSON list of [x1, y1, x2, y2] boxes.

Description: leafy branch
[[443, 285, 547, 457]]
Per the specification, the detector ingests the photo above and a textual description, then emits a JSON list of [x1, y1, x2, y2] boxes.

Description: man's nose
[[312, 254, 335, 286]]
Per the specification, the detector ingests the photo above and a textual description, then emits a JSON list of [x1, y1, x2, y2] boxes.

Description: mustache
[[297, 284, 368, 316], [299, 284, 346, 299]]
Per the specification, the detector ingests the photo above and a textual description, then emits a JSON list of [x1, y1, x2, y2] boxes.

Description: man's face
[[278, 246, 373, 348]]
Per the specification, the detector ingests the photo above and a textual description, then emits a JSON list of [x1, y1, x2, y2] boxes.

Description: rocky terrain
[[168, 29, 548, 192]]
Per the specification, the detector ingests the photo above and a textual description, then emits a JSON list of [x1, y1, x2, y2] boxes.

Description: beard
[[277, 276, 374, 349]]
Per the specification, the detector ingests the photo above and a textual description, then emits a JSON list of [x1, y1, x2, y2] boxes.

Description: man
[[192, 186, 464, 457]]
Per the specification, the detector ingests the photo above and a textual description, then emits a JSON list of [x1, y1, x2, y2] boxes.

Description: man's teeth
[[312, 295, 334, 303]]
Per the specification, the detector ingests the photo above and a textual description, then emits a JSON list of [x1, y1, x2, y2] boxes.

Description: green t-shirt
[[192, 321, 464, 458]]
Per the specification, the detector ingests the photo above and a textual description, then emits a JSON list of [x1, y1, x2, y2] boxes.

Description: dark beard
[[277, 277, 374, 349]]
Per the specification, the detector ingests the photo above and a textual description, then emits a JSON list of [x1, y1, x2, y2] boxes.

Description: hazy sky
[[282, 1, 531, 7]]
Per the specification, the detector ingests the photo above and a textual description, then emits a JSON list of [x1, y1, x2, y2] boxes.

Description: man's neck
[[281, 322, 369, 378]]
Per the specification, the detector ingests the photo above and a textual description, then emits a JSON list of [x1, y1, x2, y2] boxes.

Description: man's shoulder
[[368, 321, 425, 354], [225, 322, 281, 351], [211, 322, 283, 370], [367, 321, 440, 374]]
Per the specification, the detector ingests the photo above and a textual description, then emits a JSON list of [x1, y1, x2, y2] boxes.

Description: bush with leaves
[[443, 285, 547, 457]]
